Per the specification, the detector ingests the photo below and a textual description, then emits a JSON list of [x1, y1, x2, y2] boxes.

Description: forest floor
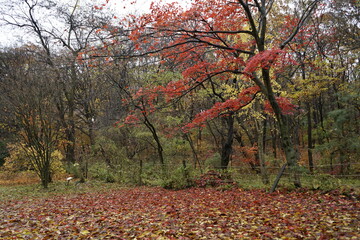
[[0, 182, 359, 239]]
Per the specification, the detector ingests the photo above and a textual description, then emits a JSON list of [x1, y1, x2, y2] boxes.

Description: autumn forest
[[0, 0, 359, 238]]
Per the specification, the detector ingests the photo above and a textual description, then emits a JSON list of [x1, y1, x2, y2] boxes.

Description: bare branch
[[280, 0, 322, 49]]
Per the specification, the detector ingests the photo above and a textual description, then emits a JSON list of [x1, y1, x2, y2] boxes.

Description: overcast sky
[[0, 0, 190, 48]]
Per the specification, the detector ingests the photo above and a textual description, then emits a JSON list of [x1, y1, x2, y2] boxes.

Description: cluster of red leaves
[[264, 96, 299, 115], [132, 0, 248, 35], [117, 79, 190, 128], [0, 187, 358, 239], [244, 49, 285, 75], [184, 86, 260, 130], [116, 0, 303, 132], [232, 145, 258, 164], [125, 0, 252, 81], [93, 0, 109, 10]]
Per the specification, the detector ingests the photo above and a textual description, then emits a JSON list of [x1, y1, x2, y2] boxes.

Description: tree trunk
[[143, 116, 165, 169], [258, 119, 269, 184], [270, 163, 287, 193], [278, 120, 301, 187], [220, 114, 234, 169], [307, 103, 314, 173], [41, 156, 52, 189], [185, 133, 203, 173], [66, 62, 77, 165], [139, 159, 143, 185], [65, 122, 76, 164], [271, 122, 278, 159], [263, 69, 301, 188]]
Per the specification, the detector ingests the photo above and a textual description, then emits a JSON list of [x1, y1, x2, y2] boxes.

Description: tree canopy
[[0, 0, 359, 189]]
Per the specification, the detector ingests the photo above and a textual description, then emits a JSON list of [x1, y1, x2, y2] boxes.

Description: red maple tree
[[103, 0, 321, 188]]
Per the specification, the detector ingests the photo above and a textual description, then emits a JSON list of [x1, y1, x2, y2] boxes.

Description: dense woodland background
[[0, 0, 359, 189]]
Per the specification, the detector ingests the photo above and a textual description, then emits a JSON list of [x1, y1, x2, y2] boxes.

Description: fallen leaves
[[0, 187, 359, 239]]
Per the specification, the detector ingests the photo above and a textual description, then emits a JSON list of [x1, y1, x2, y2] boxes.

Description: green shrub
[[161, 165, 193, 190], [0, 141, 9, 167], [65, 163, 83, 179], [140, 163, 166, 186], [204, 153, 221, 169], [139, 163, 194, 190], [310, 174, 341, 190], [88, 162, 116, 183]]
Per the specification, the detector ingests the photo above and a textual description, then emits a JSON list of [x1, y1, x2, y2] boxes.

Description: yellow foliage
[[51, 150, 66, 177], [3, 143, 65, 176], [290, 58, 344, 100], [3, 143, 31, 172], [222, 83, 239, 99]]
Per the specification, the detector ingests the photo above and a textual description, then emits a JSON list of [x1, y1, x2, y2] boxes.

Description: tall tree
[[0, 47, 62, 188], [105, 0, 321, 187], [1, 0, 112, 165]]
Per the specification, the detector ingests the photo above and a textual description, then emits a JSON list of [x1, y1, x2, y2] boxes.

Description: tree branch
[[280, 0, 321, 49]]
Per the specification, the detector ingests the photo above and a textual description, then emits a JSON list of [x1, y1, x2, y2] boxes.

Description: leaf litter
[[0, 187, 358, 239]]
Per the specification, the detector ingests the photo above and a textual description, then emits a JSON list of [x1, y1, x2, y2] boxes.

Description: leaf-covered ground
[[0, 187, 359, 239]]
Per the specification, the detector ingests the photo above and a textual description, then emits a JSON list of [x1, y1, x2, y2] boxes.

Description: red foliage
[[232, 145, 258, 164], [124, 0, 254, 82], [118, 79, 191, 128], [264, 96, 299, 115], [111, 0, 312, 131], [124, 114, 140, 125], [244, 49, 285, 74], [184, 86, 260, 131]]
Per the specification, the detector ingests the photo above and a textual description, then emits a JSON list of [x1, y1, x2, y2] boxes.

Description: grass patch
[[0, 180, 126, 202], [231, 171, 360, 194], [1, 169, 358, 202]]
